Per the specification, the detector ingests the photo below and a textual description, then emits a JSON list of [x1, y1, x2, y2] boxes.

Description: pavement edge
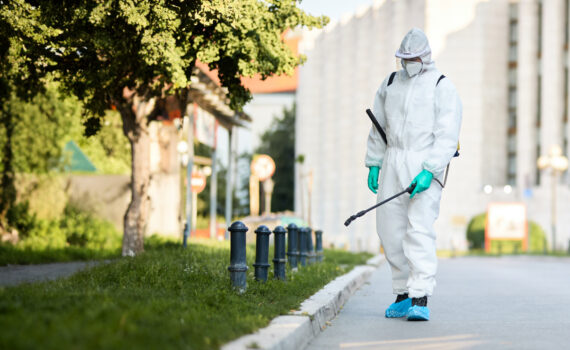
[[221, 254, 385, 350]]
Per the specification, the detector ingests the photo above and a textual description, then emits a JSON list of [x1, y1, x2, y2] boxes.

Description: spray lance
[[344, 183, 416, 226]]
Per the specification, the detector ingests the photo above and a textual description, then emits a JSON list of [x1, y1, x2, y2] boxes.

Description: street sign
[[251, 154, 276, 181], [191, 172, 207, 193]]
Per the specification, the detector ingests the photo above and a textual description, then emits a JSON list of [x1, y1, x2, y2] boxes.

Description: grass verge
[[0, 239, 372, 350]]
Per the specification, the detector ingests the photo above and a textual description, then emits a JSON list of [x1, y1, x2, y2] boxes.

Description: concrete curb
[[222, 254, 385, 350]]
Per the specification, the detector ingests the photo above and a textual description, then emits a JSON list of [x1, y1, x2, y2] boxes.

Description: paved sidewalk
[[0, 261, 104, 287], [306, 256, 570, 350]]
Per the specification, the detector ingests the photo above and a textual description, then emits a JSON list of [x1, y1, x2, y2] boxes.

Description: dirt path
[[0, 261, 105, 287]]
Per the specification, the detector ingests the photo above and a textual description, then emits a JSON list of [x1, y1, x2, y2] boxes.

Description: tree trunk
[[119, 92, 156, 256]]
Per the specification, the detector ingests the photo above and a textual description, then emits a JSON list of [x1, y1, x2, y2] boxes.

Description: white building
[[296, 0, 570, 252]]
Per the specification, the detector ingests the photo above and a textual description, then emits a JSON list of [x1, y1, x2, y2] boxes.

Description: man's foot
[[407, 296, 429, 321], [385, 294, 411, 318]]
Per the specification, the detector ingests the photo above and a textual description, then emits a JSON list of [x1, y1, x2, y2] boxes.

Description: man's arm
[[422, 78, 462, 175], [365, 77, 389, 168]]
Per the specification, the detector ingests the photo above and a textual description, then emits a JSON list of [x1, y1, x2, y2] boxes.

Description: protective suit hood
[[395, 28, 432, 64]]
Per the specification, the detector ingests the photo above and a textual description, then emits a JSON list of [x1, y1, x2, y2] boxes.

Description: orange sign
[[485, 202, 528, 252], [251, 154, 276, 181], [191, 172, 207, 193]]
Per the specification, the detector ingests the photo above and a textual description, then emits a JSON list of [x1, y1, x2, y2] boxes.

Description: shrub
[[528, 221, 547, 252], [60, 204, 122, 250], [5, 202, 121, 252], [466, 213, 486, 250], [19, 219, 67, 249]]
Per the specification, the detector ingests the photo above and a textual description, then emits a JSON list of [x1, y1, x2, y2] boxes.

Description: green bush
[[4, 202, 121, 253], [60, 204, 121, 250], [528, 221, 547, 252], [466, 212, 547, 253], [466, 213, 486, 249], [6, 202, 38, 238], [18, 219, 67, 250]]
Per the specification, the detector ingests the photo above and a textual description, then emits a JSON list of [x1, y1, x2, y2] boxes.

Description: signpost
[[191, 171, 207, 193], [189, 171, 206, 236], [250, 155, 276, 216]]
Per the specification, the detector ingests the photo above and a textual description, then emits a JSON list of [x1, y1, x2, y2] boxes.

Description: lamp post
[[537, 145, 569, 252]]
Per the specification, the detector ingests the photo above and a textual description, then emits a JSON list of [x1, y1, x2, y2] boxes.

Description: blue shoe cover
[[385, 298, 412, 318], [407, 305, 430, 321]]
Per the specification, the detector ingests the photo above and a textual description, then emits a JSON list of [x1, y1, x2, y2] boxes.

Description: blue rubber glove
[[410, 169, 433, 198], [367, 166, 380, 194]]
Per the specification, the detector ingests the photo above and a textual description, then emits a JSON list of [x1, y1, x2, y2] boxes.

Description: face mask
[[401, 60, 423, 77]]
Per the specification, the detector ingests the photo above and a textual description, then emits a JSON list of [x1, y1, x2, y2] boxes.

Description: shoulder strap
[[387, 72, 397, 86], [436, 75, 446, 86]]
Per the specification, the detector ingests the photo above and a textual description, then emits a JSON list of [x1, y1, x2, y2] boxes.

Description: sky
[[297, 0, 375, 22]]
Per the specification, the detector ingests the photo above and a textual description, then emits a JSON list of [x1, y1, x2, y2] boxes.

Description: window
[[508, 67, 517, 86], [507, 3, 519, 186]]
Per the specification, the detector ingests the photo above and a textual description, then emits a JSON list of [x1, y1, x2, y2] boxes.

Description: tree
[[256, 103, 295, 212], [0, 0, 58, 223], [2, 1, 327, 255]]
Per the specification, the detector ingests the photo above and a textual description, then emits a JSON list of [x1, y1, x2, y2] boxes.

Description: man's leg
[[377, 190, 410, 295], [404, 185, 442, 298]]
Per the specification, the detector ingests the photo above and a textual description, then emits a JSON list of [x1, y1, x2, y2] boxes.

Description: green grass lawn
[[0, 239, 372, 350]]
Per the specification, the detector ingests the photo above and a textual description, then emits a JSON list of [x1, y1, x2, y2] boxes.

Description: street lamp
[[537, 145, 569, 251]]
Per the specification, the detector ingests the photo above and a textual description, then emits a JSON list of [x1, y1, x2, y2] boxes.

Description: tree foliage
[[25, 0, 327, 129], [256, 103, 295, 212], [5, 82, 80, 174]]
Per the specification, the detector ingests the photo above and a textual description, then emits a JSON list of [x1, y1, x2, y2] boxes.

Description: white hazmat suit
[[365, 28, 462, 298]]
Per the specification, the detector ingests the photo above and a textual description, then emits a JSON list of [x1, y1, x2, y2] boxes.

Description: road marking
[[340, 334, 479, 348]]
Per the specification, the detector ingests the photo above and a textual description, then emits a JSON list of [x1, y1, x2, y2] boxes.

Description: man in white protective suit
[[365, 27, 462, 321]]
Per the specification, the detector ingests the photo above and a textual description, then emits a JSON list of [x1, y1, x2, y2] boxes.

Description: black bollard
[[307, 227, 316, 264], [273, 226, 287, 281], [315, 230, 324, 262], [253, 225, 271, 282], [228, 221, 249, 292], [286, 223, 299, 269], [298, 227, 308, 267]]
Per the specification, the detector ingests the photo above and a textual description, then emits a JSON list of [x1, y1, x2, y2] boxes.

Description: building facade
[[296, 0, 570, 251]]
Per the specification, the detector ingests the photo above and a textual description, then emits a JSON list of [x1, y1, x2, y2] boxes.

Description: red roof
[[195, 33, 299, 94]]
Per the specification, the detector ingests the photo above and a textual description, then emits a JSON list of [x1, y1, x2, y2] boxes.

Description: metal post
[[315, 230, 323, 262], [225, 126, 234, 240], [209, 139, 218, 239], [551, 171, 558, 252], [228, 221, 248, 292], [298, 227, 308, 267], [253, 225, 271, 282], [183, 112, 194, 248], [273, 226, 286, 281], [307, 227, 316, 264], [286, 223, 299, 269]]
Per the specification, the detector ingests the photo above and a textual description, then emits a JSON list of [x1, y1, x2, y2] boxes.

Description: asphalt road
[[306, 256, 570, 350]]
